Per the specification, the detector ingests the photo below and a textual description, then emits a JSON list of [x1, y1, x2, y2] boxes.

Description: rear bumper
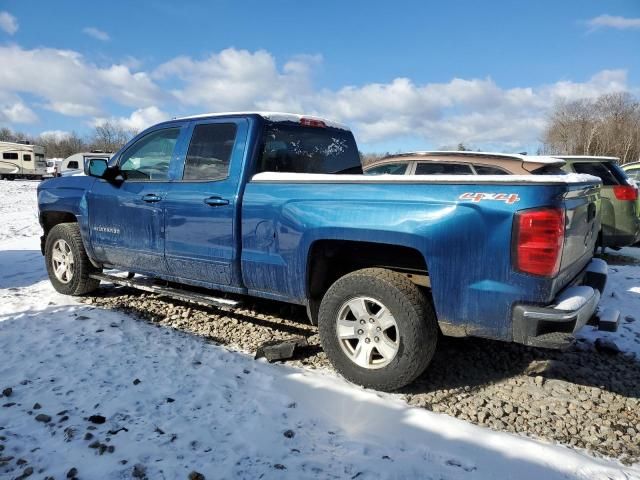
[[512, 258, 619, 348]]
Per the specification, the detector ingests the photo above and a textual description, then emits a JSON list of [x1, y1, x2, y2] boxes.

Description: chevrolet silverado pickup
[[37, 112, 619, 390]]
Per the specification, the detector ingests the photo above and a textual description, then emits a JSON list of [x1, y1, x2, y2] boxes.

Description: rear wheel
[[45, 223, 101, 295], [318, 268, 438, 391]]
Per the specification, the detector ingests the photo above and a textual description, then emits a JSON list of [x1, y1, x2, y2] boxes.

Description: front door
[[164, 118, 248, 286], [87, 126, 183, 273]]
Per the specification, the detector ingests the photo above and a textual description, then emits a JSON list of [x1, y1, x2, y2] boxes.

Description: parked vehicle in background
[[364, 151, 566, 176], [37, 112, 615, 391], [558, 156, 640, 249], [0, 140, 47, 180], [58, 151, 112, 177], [45, 158, 63, 178], [622, 161, 640, 183]]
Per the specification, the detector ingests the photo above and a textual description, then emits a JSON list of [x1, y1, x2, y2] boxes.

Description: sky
[[0, 0, 639, 153]]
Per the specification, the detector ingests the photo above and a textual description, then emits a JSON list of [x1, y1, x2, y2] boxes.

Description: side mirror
[[87, 159, 124, 185], [86, 158, 108, 177]]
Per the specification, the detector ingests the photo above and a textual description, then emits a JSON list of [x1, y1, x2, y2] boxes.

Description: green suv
[[559, 156, 640, 249]]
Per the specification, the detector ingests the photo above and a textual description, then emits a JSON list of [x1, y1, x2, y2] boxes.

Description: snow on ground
[[0, 180, 41, 241], [1, 181, 639, 479], [579, 246, 640, 356]]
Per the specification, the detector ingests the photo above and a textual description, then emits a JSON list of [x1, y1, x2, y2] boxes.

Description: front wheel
[[45, 223, 101, 295], [318, 268, 438, 391]]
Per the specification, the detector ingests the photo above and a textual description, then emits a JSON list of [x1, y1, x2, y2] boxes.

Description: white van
[[45, 158, 63, 178], [0, 141, 47, 180], [58, 152, 112, 177]]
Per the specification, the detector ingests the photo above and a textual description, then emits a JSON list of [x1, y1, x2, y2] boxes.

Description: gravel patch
[[83, 287, 640, 465]]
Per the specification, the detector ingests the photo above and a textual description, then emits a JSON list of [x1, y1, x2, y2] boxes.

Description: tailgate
[[553, 182, 601, 294]]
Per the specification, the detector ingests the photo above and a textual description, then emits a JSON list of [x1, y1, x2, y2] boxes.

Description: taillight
[[300, 117, 326, 128], [513, 208, 565, 277], [613, 185, 638, 201]]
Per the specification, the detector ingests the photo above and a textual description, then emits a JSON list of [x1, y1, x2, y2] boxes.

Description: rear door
[[163, 118, 248, 286]]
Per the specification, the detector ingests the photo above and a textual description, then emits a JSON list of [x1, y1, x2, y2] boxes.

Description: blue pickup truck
[[37, 112, 618, 390]]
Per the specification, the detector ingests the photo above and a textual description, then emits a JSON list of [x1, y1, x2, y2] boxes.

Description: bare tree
[[89, 121, 136, 153], [542, 92, 640, 164], [36, 131, 87, 159], [0, 127, 32, 143]]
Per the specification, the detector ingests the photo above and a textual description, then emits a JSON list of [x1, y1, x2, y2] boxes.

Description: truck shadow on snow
[[85, 286, 640, 401], [0, 249, 47, 289], [405, 335, 640, 400]]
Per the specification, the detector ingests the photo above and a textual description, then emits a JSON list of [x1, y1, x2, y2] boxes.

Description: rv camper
[[0, 141, 47, 180]]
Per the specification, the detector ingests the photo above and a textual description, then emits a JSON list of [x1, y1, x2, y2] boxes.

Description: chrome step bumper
[[512, 258, 618, 349]]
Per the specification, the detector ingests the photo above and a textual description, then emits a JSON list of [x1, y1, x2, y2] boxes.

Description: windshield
[[257, 122, 362, 174]]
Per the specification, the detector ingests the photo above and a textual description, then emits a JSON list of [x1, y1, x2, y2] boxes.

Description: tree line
[[0, 122, 137, 159], [541, 92, 640, 164]]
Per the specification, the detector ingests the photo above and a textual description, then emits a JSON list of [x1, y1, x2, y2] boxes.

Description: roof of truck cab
[[381, 151, 565, 165], [174, 111, 350, 130]]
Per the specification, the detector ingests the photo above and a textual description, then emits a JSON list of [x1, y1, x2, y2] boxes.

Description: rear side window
[[474, 165, 508, 175], [366, 162, 409, 175], [572, 162, 621, 186], [23, 154, 31, 161], [67, 160, 79, 169], [531, 165, 566, 175], [3, 152, 18, 160], [626, 168, 640, 181], [258, 123, 362, 174], [183, 123, 237, 181], [415, 162, 473, 175]]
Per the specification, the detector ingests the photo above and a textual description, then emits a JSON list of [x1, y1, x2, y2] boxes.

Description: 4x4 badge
[[459, 192, 520, 204]]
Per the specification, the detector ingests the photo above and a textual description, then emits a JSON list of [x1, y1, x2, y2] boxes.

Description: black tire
[[318, 268, 438, 391], [45, 223, 101, 295]]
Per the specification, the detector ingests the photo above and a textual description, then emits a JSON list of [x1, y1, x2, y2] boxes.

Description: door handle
[[141, 193, 162, 203], [204, 196, 230, 207]]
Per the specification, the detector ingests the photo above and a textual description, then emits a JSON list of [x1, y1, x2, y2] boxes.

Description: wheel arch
[[40, 210, 78, 237], [305, 238, 430, 324]]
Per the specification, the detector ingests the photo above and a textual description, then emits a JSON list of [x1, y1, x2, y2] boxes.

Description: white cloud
[[0, 101, 37, 124], [587, 14, 640, 30], [0, 44, 635, 150], [39, 130, 72, 141], [310, 70, 630, 146], [152, 49, 632, 148], [0, 11, 18, 35], [92, 106, 169, 132], [0, 45, 163, 118], [154, 48, 315, 113], [83, 26, 110, 41]]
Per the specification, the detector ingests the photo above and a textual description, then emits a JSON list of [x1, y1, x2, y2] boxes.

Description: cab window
[[415, 162, 473, 175], [119, 128, 180, 180], [474, 165, 508, 175], [257, 123, 362, 174], [23, 154, 32, 161], [183, 123, 237, 181], [366, 162, 409, 175]]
